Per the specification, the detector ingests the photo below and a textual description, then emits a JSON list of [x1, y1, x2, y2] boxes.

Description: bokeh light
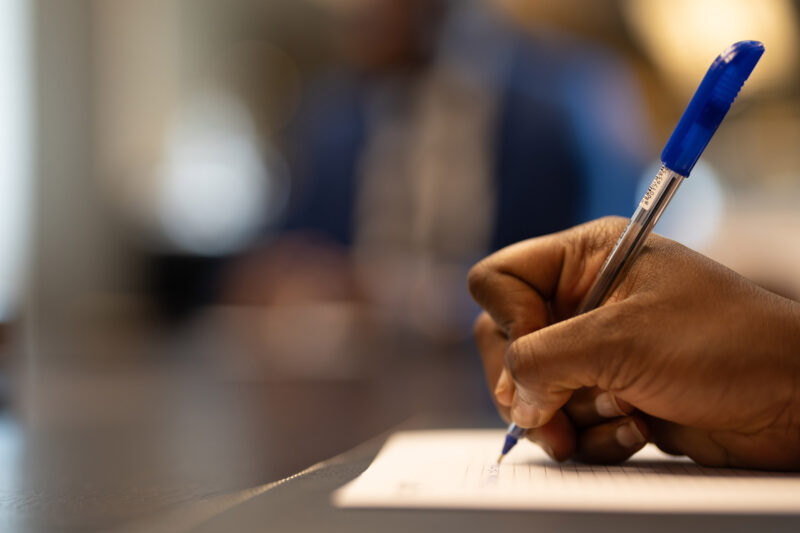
[[624, 0, 800, 97], [157, 91, 289, 256]]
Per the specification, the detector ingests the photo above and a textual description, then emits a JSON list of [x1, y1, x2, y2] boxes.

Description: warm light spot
[[623, 0, 799, 97]]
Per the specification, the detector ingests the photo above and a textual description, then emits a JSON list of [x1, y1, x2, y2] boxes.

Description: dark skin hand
[[468, 217, 800, 470]]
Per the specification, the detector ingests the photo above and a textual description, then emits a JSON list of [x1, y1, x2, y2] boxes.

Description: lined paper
[[333, 429, 800, 513]]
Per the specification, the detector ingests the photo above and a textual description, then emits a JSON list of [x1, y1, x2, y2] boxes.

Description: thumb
[[506, 303, 637, 428]]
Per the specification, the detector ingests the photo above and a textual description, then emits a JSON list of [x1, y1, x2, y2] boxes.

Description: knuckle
[[467, 260, 492, 303]]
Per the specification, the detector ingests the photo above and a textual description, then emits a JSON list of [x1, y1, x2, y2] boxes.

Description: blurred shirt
[[282, 2, 651, 337]]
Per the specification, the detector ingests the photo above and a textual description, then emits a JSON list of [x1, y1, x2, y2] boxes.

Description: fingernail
[[595, 392, 626, 418], [616, 421, 646, 449]]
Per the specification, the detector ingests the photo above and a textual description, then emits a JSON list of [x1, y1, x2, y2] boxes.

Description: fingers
[[525, 410, 576, 462], [474, 312, 580, 462], [473, 312, 507, 390], [467, 217, 628, 340], [476, 313, 647, 465], [567, 389, 645, 464], [524, 402, 645, 464], [504, 304, 638, 427], [469, 220, 650, 464], [468, 235, 561, 341], [473, 313, 512, 414], [573, 416, 649, 464], [494, 368, 513, 407], [564, 388, 634, 427], [645, 416, 731, 467], [529, 388, 641, 464], [645, 416, 800, 470]]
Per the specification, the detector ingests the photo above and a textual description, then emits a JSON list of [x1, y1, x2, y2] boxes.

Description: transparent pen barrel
[[576, 167, 685, 315]]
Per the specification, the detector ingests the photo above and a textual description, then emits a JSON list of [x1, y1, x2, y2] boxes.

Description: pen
[[497, 40, 765, 464]]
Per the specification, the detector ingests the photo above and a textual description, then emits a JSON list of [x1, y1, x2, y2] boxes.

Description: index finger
[[467, 217, 626, 341]]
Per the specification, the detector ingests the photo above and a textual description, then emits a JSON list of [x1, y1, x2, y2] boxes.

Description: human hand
[[468, 217, 800, 470]]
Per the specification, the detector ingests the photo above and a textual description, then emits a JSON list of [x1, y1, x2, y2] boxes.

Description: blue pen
[[497, 40, 765, 464]]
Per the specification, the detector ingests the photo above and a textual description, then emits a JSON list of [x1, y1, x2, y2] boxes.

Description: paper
[[333, 429, 800, 513]]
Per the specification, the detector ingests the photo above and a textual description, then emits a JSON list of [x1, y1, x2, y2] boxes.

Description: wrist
[[764, 295, 800, 429]]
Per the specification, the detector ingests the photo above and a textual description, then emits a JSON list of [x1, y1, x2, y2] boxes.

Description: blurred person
[[225, 0, 652, 340], [469, 217, 800, 470]]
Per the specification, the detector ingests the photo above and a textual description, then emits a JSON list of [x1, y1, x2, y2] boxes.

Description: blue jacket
[[284, 33, 648, 252]]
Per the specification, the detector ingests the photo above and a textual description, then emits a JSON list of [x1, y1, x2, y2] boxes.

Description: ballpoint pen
[[497, 40, 765, 464]]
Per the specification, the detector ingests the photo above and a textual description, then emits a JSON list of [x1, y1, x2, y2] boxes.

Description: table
[[191, 426, 800, 533]]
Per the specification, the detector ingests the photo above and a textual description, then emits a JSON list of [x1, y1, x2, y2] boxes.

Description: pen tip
[[497, 454, 505, 464]]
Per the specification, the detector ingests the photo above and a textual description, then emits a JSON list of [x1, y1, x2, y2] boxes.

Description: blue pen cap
[[661, 41, 764, 177]]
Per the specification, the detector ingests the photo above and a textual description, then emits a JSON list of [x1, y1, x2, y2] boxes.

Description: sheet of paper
[[333, 429, 800, 513]]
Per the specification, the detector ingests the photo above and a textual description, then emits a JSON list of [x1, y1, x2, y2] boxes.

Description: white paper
[[333, 429, 800, 513]]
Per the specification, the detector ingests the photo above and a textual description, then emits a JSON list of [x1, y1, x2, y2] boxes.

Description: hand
[[468, 217, 800, 470]]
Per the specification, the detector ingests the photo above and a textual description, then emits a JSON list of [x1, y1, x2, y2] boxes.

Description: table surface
[[0, 324, 494, 532], [5, 301, 800, 533], [189, 427, 800, 533], [6, 388, 800, 532]]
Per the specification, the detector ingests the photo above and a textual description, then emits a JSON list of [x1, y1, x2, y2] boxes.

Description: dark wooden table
[[11, 304, 799, 532], [0, 310, 492, 531], [194, 420, 800, 533]]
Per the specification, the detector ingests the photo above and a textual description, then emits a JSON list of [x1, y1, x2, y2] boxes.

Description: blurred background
[[2, 0, 800, 529]]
